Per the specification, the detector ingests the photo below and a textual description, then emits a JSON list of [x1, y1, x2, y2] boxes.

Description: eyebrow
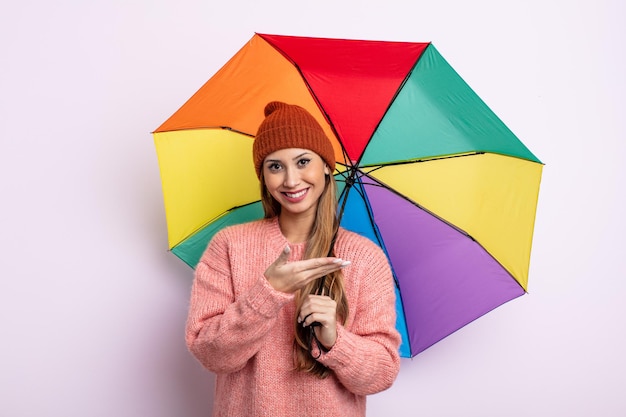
[[265, 152, 311, 164], [292, 152, 311, 160]]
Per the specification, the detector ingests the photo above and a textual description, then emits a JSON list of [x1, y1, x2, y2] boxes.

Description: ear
[[324, 164, 330, 175]]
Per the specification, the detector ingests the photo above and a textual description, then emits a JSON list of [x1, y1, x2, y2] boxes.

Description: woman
[[185, 101, 401, 417]]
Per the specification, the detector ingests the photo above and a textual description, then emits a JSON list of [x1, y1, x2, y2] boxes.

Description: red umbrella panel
[[153, 33, 543, 357]]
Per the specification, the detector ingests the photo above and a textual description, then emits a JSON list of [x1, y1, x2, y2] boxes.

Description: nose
[[283, 167, 300, 188]]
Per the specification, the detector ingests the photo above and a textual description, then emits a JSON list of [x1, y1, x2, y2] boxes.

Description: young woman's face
[[262, 148, 330, 218]]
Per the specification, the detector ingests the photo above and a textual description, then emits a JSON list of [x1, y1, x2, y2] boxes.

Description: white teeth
[[285, 190, 306, 198]]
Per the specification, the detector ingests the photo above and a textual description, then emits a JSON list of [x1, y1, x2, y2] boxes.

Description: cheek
[[263, 173, 280, 189], [307, 172, 328, 192]]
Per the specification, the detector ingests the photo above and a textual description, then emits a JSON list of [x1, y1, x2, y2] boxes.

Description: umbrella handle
[[309, 325, 329, 359], [309, 275, 326, 328], [306, 276, 325, 358], [307, 189, 343, 343]]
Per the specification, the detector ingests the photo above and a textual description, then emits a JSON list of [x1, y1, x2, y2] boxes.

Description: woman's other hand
[[298, 294, 338, 350], [264, 246, 350, 293]]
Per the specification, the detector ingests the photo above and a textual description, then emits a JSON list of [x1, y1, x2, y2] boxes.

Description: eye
[[297, 158, 311, 167], [266, 162, 283, 172]]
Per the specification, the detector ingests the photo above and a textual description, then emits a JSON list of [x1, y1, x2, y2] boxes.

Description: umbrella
[[153, 33, 543, 358]]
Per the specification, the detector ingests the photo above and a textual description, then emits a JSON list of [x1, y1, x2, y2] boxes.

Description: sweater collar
[[268, 217, 307, 260]]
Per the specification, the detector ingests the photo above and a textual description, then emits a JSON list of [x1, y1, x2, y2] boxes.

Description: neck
[[278, 212, 315, 244]]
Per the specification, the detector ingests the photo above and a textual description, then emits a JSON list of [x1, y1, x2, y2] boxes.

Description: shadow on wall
[[145, 135, 216, 414], [156, 253, 216, 416]]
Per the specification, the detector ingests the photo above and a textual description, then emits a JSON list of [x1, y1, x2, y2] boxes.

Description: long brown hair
[[260, 169, 349, 378]]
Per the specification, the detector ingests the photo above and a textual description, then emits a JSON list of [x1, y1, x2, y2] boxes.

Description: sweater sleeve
[[315, 235, 401, 395], [185, 229, 294, 374]]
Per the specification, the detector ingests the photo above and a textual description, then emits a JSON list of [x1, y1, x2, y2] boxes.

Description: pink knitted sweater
[[186, 217, 401, 417]]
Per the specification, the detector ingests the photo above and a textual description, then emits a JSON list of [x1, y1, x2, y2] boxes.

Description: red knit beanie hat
[[253, 101, 335, 178]]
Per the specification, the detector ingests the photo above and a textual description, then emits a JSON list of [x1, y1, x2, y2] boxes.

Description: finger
[[275, 245, 291, 264], [303, 310, 336, 329], [301, 312, 323, 327], [307, 294, 333, 301], [301, 294, 334, 309], [299, 296, 337, 325], [303, 257, 348, 269], [299, 312, 314, 325], [294, 258, 350, 280], [330, 258, 351, 268]]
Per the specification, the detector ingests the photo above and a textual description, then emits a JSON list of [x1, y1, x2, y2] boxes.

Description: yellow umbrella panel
[[154, 129, 258, 252], [367, 153, 543, 290]]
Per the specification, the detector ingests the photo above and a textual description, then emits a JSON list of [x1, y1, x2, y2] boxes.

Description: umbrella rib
[[361, 172, 526, 293], [155, 126, 256, 136], [336, 168, 399, 285], [177, 200, 262, 247], [365, 171, 474, 239], [353, 45, 428, 167], [362, 151, 545, 171], [362, 152, 485, 173], [260, 36, 353, 167]]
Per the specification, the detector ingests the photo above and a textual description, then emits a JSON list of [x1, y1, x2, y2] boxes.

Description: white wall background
[[1, 0, 624, 416]]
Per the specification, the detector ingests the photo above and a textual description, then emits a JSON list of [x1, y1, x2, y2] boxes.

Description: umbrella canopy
[[153, 33, 543, 358]]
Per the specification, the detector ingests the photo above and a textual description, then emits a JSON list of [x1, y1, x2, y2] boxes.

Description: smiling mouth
[[283, 189, 308, 199]]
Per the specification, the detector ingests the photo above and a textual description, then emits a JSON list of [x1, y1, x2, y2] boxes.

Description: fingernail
[[333, 258, 343, 264], [340, 261, 351, 267]]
